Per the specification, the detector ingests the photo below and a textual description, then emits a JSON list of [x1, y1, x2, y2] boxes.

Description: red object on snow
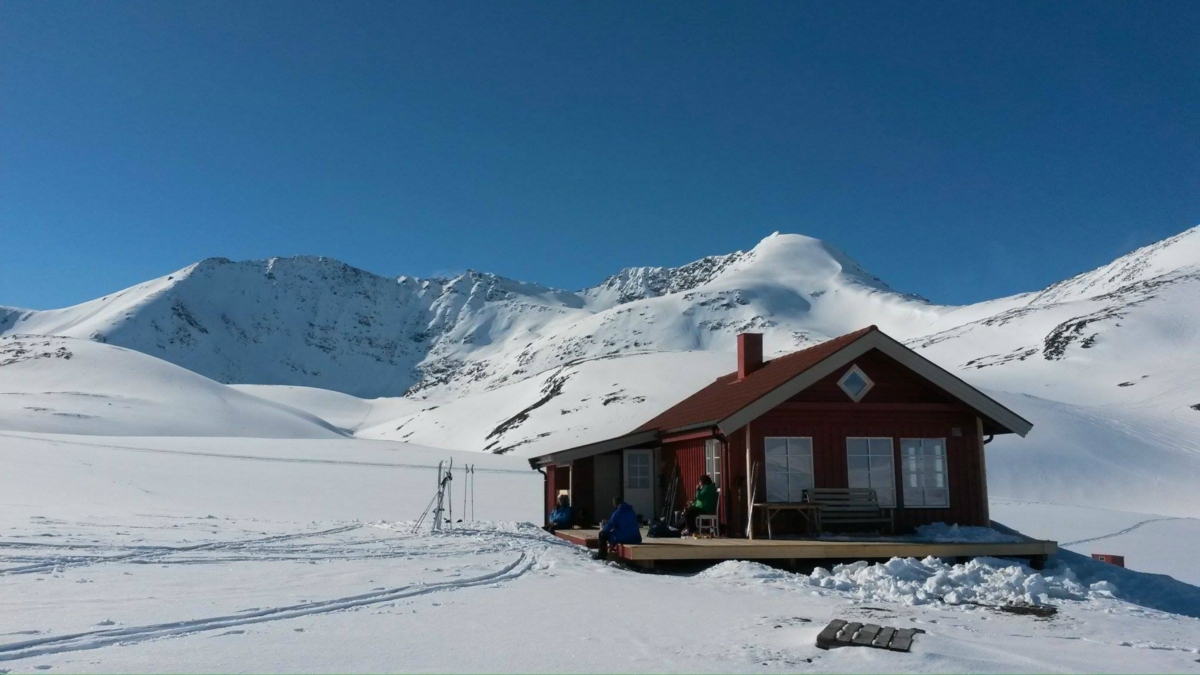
[[1092, 553, 1125, 567]]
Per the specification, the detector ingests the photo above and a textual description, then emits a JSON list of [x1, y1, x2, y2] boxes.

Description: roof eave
[[528, 429, 660, 468], [659, 420, 721, 436]]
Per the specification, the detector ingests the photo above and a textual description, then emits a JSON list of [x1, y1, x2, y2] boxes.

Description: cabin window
[[900, 438, 949, 508], [837, 364, 875, 402], [625, 451, 652, 490], [846, 437, 896, 507], [764, 437, 814, 503], [704, 439, 721, 487]]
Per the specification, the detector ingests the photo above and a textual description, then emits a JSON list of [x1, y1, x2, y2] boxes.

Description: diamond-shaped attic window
[[838, 365, 874, 402]]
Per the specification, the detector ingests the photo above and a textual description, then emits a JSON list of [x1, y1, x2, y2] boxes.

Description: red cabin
[[529, 326, 1033, 540]]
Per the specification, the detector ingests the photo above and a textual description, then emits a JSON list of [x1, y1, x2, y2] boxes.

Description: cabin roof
[[529, 326, 1033, 468], [633, 325, 877, 435]]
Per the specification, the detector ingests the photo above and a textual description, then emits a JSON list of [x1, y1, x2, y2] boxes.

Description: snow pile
[[696, 559, 792, 582], [809, 556, 1096, 607], [701, 556, 1119, 608]]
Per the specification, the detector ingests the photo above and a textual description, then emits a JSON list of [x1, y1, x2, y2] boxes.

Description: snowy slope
[[229, 384, 426, 433], [3, 431, 1199, 673], [984, 391, 1200, 517], [0, 335, 343, 438], [357, 350, 732, 455], [912, 226, 1200, 417]]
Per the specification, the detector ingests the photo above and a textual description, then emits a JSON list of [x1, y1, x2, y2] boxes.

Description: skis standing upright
[[414, 459, 455, 533]]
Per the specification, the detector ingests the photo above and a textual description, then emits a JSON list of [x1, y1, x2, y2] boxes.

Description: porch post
[[975, 417, 991, 525], [745, 423, 754, 539]]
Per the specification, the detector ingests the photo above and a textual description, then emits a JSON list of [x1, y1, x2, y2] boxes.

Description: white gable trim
[[716, 330, 1033, 438]]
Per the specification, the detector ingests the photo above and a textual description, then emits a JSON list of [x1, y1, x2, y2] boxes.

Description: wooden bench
[[805, 488, 894, 534]]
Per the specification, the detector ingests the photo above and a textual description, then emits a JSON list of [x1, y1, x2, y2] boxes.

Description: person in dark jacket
[[545, 494, 575, 533], [594, 496, 642, 560], [682, 475, 718, 535]]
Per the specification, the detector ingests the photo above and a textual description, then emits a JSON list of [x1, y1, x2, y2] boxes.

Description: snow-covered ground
[[3, 431, 1200, 673], [992, 500, 1200, 588]]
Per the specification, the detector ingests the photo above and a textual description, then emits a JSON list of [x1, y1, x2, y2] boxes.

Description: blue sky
[[2, 1, 1197, 309]]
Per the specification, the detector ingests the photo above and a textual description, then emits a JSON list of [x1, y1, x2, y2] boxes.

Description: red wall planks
[[664, 438, 708, 512], [746, 407, 986, 532]]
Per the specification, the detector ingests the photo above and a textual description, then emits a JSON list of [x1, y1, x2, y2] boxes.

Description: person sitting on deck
[[682, 474, 718, 535], [545, 494, 575, 533], [594, 496, 642, 560]]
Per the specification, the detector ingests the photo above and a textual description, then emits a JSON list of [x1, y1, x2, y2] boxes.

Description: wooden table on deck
[[751, 502, 821, 539]]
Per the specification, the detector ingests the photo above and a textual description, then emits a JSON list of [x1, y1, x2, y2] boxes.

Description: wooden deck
[[553, 529, 600, 548], [553, 528, 1056, 565]]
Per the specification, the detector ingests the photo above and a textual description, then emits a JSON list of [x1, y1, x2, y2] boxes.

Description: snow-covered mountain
[[3, 225, 1199, 466], [0, 234, 945, 399], [5, 227, 1198, 402]]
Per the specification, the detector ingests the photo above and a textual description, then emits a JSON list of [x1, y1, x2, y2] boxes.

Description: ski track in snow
[[1061, 517, 1190, 547], [0, 431, 529, 474], [0, 523, 567, 576], [0, 552, 533, 662], [0, 524, 366, 575]]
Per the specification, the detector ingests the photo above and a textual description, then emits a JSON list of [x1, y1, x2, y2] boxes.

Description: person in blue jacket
[[545, 494, 575, 533], [595, 496, 642, 560]]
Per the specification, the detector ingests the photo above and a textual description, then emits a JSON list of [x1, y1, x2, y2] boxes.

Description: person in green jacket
[[683, 474, 718, 535]]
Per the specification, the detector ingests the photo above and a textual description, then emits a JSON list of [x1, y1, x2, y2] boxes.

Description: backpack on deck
[[646, 518, 681, 539]]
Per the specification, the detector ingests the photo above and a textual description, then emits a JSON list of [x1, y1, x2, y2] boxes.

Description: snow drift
[[0, 335, 343, 438]]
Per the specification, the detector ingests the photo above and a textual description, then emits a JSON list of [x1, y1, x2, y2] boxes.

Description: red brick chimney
[[737, 333, 763, 380]]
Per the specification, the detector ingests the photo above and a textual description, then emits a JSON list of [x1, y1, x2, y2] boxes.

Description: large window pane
[[764, 437, 813, 503], [900, 438, 949, 508], [845, 437, 895, 507], [846, 437, 869, 455]]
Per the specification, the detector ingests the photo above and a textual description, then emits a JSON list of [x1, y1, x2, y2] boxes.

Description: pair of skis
[[413, 459, 454, 533], [413, 460, 476, 533]]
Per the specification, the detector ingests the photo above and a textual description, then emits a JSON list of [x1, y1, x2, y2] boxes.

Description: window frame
[[704, 438, 722, 488], [845, 436, 896, 508], [624, 450, 652, 491], [763, 436, 815, 504], [899, 438, 950, 508], [837, 364, 875, 402]]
